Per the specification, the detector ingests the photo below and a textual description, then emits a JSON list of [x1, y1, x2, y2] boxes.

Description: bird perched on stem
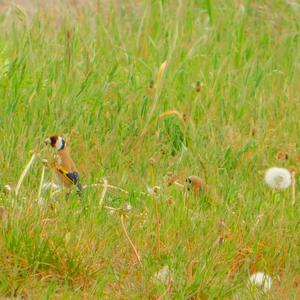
[[44, 135, 82, 198]]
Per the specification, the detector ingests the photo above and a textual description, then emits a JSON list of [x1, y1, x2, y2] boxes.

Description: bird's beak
[[44, 138, 51, 145]]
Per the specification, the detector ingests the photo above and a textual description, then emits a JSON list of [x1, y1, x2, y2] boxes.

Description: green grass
[[0, 0, 300, 298]]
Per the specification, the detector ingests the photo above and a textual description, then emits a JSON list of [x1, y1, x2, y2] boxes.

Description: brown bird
[[185, 175, 205, 196], [44, 135, 82, 198]]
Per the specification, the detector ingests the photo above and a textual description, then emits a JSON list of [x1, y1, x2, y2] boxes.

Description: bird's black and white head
[[44, 135, 65, 151]]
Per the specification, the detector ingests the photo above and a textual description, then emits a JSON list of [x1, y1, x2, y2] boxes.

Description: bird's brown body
[[54, 147, 78, 187], [45, 135, 82, 197], [186, 175, 205, 196]]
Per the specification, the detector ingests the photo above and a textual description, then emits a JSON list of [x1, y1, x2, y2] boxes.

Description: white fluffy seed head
[[249, 272, 272, 292], [264, 167, 291, 190], [153, 265, 172, 284]]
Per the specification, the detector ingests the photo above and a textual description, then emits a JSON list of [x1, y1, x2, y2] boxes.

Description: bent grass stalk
[[120, 214, 143, 268], [15, 153, 36, 196]]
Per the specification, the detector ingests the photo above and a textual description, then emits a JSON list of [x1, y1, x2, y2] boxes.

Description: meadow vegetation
[[0, 0, 300, 298]]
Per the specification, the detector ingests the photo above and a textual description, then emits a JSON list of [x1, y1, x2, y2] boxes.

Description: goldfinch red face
[[45, 135, 65, 151]]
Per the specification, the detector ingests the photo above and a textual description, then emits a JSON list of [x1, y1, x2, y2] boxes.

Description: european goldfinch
[[185, 175, 205, 196], [44, 135, 82, 197]]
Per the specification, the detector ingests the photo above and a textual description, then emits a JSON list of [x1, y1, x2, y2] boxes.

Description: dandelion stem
[[15, 153, 36, 196], [292, 170, 296, 205], [154, 199, 161, 252], [120, 214, 143, 267]]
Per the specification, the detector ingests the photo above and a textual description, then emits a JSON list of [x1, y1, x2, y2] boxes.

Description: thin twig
[[99, 179, 108, 207], [83, 182, 129, 194], [120, 214, 143, 267], [104, 205, 121, 212], [15, 154, 36, 196], [174, 181, 184, 188], [37, 165, 45, 200]]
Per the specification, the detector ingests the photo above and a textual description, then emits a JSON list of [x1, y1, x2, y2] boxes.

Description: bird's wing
[[55, 166, 80, 185]]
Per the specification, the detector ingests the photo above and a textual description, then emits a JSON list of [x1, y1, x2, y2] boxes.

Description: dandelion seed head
[[249, 272, 272, 292], [153, 265, 172, 284], [264, 167, 291, 190]]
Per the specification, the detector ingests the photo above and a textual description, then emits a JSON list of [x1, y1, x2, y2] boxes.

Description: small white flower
[[264, 167, 291, 190], [153, 265, 172, 284], [249, 272, 272, 292], [123, 202, 132, 212], [147, 186, 154, 194]]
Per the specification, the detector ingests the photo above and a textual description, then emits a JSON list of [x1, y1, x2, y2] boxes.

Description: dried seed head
[[153, 186, 161, 193], [217, 219, 226, 231], [160, 147, 167, 155], [166, 174, 177, 186], [218, 236, 225, 245], [166, 197, 175, 205], [66, 30, 72, 41], [149, 158, 156, 165], [290, 166, 297, 175], [195, 81, 201, 92], [276, 150, 288, 160]]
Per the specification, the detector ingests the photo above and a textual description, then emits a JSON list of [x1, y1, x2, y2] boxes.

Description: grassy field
[[0, 0, 300, 298]]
